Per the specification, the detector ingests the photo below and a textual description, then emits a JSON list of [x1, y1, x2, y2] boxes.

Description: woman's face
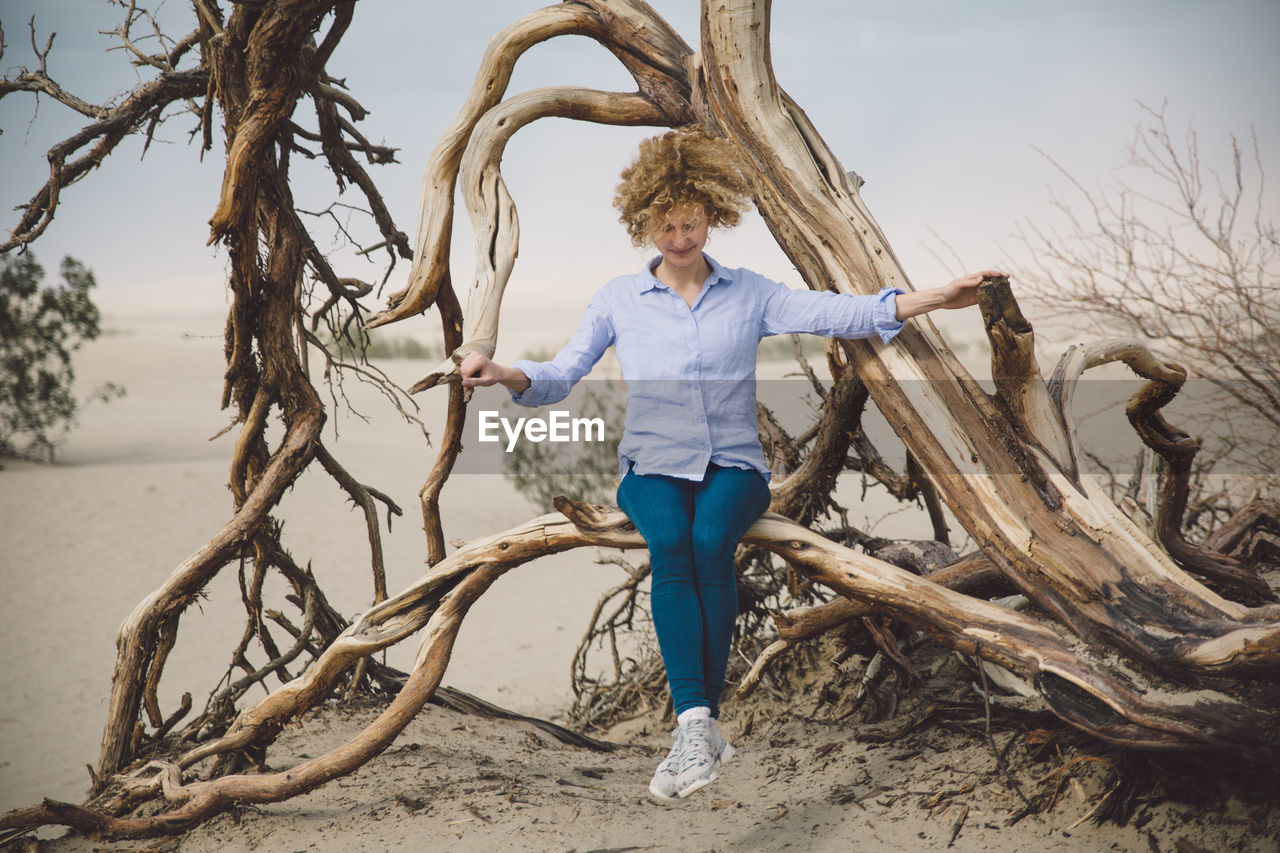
[[651, 203, 710, 270]]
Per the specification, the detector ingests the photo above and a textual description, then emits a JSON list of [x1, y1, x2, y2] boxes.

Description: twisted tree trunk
[[388, 0, 1279, 738], [391, 0, 1279, 747]]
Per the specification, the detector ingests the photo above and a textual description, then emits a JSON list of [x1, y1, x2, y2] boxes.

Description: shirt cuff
[[874, 287, 906, 344], [507, 359, 545, 406]]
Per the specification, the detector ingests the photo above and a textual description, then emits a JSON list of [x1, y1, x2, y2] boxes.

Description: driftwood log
[[1, 0, 1277, 842]]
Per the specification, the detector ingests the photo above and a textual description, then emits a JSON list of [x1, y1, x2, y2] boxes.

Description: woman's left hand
[[893, 269, 1009, 320], [936, 269, 1007, 310]]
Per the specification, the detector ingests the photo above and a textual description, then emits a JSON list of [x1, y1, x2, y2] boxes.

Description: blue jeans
[[616, 462, 772, 718]]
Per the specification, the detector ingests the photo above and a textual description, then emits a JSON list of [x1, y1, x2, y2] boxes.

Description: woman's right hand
[[459, 351, 499, 388], [459, 351, 530, 393]]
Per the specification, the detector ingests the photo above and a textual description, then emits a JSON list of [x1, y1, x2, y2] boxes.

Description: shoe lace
[[658, 727, 684, 773], [678, 719, 714, 769]]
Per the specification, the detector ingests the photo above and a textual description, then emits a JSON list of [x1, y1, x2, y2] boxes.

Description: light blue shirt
[[510, 254, 904, 482]]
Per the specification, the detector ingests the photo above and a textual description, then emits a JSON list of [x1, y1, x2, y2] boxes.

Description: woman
[[460, 128, 1000, 800]]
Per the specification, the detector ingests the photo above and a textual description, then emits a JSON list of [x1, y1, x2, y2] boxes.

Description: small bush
[[321, 328, 444, 362], [501, 383, 626, 509], [0, 253, 122, 461]]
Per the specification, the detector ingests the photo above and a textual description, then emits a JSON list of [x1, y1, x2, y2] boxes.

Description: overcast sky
[[1, 1, 1277, 341]]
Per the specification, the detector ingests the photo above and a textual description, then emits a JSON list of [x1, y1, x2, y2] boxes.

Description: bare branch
[[315, 442, 402, 604], [1, 66, 206, 253], [406, 86, 665, 392], [367, 0, 694, 330], [1012, 105, 1280, 484]]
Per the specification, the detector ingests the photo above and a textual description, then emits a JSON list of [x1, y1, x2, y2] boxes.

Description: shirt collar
[[635, 253, 731, 293]]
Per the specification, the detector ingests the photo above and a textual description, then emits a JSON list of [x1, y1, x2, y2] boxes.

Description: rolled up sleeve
[[760, 274, 906, 344], [870, 287, 905, 344], [508, 290, 615, 407]]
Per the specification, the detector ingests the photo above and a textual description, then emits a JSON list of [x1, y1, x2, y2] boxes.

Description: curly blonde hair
[[613, 128, 751, 247]]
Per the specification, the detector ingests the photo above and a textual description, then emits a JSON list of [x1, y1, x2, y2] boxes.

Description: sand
[[0, 292, 611, 813], [1, 295, 1277, 852]]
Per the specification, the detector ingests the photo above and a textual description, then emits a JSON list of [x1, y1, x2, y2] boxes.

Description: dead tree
[[1011, 102, 1280, 495], [1, 0, 1278, 842], [3, 0, 414, 787]]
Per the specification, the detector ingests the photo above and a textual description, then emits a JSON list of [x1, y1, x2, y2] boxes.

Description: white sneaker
[[674, 718, 735, 798], [648, 727, 684, 800]]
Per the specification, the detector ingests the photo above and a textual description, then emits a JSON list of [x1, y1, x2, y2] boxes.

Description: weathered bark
[[383, 0, 1280, 734], [1050, 339, 1276, 604], [84, 0, 416, 782], [978, 278, 1074, 470], [373, 0, 1280, 748], [697, 3, 1280, 670], [96, 0, 333, 780], [97, 409, 322, 780], [1205, 499, 1280, 567], [375, 0, 1280, 682], [418, 281, 466, 565], [364, 1, 693, 332], [766, 352, 870, 525], [1127, 375, 1275, 604], [0, 42, 207, 253], [141, 499, 1262, 766], [407, 87, 666, 393]]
